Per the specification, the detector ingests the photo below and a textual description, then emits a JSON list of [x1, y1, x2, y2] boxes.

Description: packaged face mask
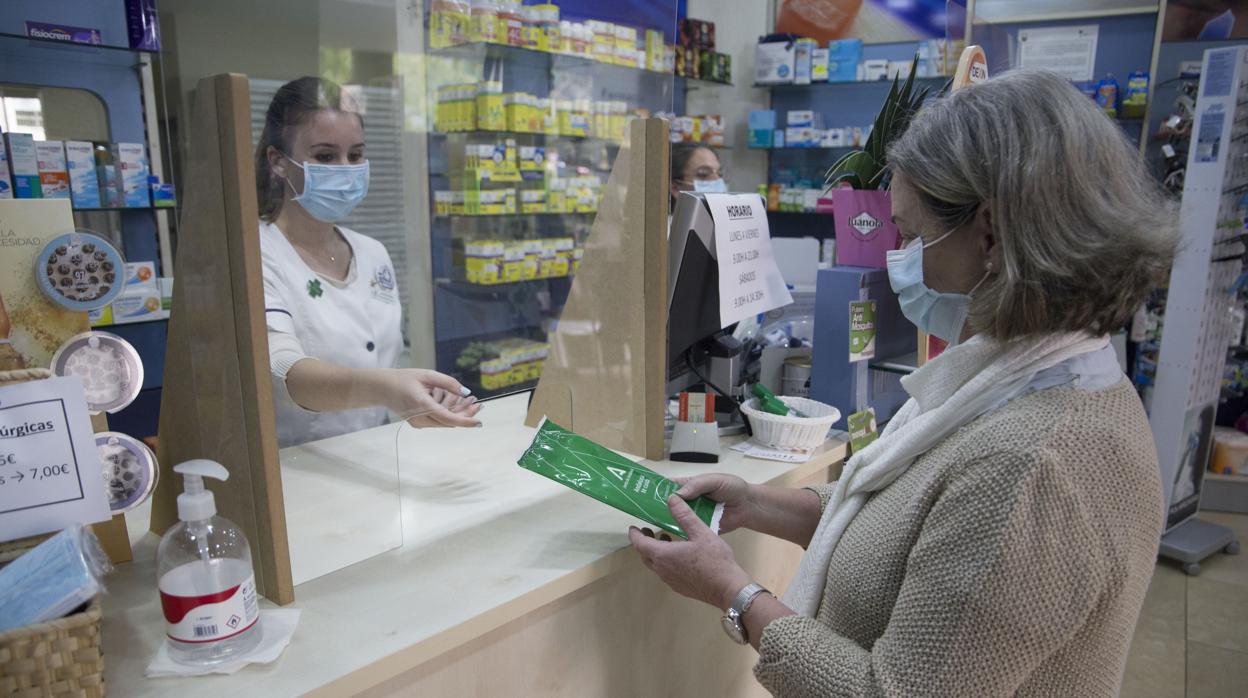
[[518, 418, 723, 539], [0, 525, 113, 632]]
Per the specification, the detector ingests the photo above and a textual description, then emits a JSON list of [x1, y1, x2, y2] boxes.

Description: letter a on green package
[[517, 418, 724, 539]]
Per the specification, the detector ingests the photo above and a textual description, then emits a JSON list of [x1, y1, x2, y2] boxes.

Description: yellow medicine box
[[502, 242, 526, 282], [520, 189, 547, 214], [476, 83, 506, 131], [479, 358, 512, 390]]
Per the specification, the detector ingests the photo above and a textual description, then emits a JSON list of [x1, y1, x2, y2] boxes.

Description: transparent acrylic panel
[[244, 70, 409, 586], [153, 2, 418, 587], [423, 1, 678, 399], [156, 0, 676, 586]]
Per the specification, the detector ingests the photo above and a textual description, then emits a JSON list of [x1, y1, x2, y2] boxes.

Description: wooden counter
[[102, 394, 846, 696]]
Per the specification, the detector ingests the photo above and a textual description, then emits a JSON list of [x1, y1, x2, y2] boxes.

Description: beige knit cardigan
[[755, 381, 1163, 696]]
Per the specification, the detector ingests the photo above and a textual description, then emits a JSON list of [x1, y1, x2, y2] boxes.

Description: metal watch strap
[[731, 583, 768, 615], [728, 582, 770, 644]]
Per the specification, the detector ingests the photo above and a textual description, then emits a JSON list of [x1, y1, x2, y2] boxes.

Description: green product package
[[517, 418, 724, 539], [847, 408, 879, 455], [848, 300, 877, 362], [751, 383, 808, 417]]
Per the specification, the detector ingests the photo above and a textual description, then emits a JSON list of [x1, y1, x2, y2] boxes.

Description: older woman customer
[[630, 70, 1176, 696]]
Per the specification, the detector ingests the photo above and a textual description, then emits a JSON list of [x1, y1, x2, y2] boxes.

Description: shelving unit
[[0, 30, 158, 56], [755, 75, 950, 91], [675, 75, 733, 88], [756, 10, 1160, 237], [0, 10, 177, 440], [758, 70, 946, 237], [432, 129, 620, 143], [422, 12, 677, 394], [435, 211, 597, 218], [430, 40, 671, 79]]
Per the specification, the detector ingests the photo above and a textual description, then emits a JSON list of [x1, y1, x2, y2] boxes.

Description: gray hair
[[887, 69, 1177, 340]]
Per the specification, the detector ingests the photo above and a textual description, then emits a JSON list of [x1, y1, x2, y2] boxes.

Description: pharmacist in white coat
[[256, 77, 481, 447]]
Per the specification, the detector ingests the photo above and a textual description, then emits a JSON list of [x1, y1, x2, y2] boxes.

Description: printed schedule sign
[[1018, 25, 1098, 82], [0, 376, 110, 542], [706, 193, 793, 328]]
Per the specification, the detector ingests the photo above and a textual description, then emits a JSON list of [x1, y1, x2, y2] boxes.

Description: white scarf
[[782, 332, 1111, 617]]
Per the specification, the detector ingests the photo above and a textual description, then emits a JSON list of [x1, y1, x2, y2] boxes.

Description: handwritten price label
[[0, 463, 73, 486]]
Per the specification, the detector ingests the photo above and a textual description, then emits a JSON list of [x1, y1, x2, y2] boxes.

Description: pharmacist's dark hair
[[255, 76, 363, 222], [888, 69, 1177, 340], [670, 143, 713, 182]]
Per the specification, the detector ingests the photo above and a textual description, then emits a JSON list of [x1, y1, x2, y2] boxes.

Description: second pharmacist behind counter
[[255, 77, 482, 447]]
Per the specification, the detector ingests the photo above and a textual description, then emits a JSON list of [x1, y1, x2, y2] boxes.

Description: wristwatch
[[721, 582, 771, 645]]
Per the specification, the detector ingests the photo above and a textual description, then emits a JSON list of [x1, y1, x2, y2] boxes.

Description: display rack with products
[[1148, 44, 1246, 574], [0, 6, 177, 442], [424, 2, 676, 396]]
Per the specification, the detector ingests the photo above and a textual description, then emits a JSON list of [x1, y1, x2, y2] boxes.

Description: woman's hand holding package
[[675, 474, 824, 547], [673, 474, 754, 534], [629, 495, 751, 610]]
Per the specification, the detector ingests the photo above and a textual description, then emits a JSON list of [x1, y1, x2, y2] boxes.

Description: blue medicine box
[[748, 110, 776, 149], [826, 38, 863, 82]]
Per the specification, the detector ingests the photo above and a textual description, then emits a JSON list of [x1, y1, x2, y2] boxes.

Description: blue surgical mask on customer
[[693, 178, 728, 194], [283, 155, 370, 222], [885, 229, 989, 344]]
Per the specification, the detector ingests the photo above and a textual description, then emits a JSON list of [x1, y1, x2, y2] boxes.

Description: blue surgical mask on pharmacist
[[283, 155, 370, 222], [885, 229, 989, 344], [693, 178, 728, 194]]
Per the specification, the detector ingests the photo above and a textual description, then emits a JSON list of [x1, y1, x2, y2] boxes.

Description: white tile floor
[[1122, 511, 1248, 697]]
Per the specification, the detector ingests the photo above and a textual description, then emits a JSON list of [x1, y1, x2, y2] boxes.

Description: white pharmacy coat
[[260, 221, 402, 447]]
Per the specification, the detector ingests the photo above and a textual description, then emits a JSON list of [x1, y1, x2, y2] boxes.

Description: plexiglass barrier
[[153, 0, 677, 587]]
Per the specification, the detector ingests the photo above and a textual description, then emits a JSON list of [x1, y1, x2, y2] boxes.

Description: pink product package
[[831, 188, 899, 269]]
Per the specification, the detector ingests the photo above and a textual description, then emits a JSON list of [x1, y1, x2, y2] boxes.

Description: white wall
[[685, 0, 773, 193]]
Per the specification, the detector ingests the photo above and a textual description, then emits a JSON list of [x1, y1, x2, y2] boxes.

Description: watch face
[[721, 610, 747, 645]]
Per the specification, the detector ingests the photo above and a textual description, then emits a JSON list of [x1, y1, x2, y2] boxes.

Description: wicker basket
[[0, 598, 104, 698], [0, 368, 107, 697], [740, 395, 841, 452]]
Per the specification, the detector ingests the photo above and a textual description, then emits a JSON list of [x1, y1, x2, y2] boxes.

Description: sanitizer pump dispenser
[[156, 459, 261, 665]]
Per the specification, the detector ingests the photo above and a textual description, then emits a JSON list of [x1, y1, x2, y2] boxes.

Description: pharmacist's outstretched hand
[[674, 474, 753, 534], [629, 496, 751, 611], [390, 369, 483, 429]]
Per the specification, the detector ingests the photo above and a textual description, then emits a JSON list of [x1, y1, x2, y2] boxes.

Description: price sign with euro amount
[[0, 376, 111, 543], [706, 193, 793, 327]]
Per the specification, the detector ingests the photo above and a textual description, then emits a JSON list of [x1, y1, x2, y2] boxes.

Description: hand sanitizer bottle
[[156, 460, 261, 665]]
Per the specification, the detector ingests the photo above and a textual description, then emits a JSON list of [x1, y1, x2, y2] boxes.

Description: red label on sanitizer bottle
[[159, 559, 259, 643]]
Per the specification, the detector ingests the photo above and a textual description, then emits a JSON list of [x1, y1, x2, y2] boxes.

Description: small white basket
[[740, 396, 841, 452]]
